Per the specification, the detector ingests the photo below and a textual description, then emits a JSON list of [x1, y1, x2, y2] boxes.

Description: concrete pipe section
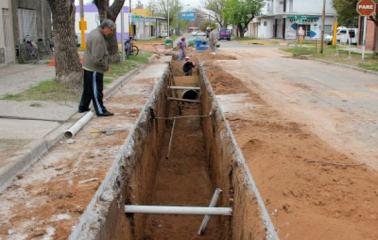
[[69, 60, 278, 240]]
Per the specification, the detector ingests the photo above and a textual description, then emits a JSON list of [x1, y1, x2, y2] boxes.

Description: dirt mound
[[204, 59, 378, 239]]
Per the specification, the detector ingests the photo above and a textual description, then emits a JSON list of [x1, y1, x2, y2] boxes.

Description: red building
[[358, 4, 378, 51]]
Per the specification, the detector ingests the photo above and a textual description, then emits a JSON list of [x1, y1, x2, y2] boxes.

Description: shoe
[[78, 108, 90, 113], [97, 111, 114, 117]]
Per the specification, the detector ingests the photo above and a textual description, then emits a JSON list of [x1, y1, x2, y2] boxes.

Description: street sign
[[180, 12, 196, 21], [356, 0, 376, 16]]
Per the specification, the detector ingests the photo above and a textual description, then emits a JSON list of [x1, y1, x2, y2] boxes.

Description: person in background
[[209, 27, 218, 55], [298, 26, 305, 46], [177, 37, 187, 60], [182, 56, 196, 76], [79, 19, 115, 117]]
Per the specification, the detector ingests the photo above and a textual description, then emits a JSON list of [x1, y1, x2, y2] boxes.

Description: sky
[[76, 0, 203, 9]]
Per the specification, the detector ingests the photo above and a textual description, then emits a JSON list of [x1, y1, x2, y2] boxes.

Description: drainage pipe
[[198, 188, 222, 235], [124, 205, 232, 216], [64, 111, 94, 138]]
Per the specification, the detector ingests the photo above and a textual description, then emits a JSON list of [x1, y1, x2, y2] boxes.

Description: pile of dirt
[[204, 59, 378, 239]]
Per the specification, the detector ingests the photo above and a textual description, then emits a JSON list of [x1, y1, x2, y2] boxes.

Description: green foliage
[[146, 0, 183, 30], [204, 0, 227, 27], [223, 0, 264, 37], [333, 0, 378, 27], [1, 80, 79, 102], [200, 21, 218, 31]]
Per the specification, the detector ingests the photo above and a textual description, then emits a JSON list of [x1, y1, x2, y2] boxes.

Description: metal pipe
[[121, 4, 125, 61], [198, 188, 222, 235], [166, 118, 176, 159], [124, 205, 232, 215], [64, 111, 94, 138], [320, 0, 326, 54]]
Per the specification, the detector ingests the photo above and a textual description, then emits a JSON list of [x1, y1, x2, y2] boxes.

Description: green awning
[[288, 15, 319, 23]]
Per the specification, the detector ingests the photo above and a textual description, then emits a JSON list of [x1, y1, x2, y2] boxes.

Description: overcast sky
[[77, 0, 203, 9]]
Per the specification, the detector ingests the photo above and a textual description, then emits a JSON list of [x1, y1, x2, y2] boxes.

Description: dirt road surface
[[196, 45, 378, 240]]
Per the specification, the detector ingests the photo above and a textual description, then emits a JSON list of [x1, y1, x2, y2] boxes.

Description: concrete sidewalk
[[0, 63, 55, 97], [0, 60, 154, 191]]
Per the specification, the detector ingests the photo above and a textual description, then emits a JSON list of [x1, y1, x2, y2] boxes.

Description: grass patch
[[2, 51, 153, 102], [283, 44, 378, 72], [1, 80, 79, 102]]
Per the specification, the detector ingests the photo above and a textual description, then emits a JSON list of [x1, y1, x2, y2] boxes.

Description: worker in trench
[[182, 56, 196, 76]]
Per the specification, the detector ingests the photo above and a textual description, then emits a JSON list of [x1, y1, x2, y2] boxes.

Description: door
[[17, 8, 37, 42]]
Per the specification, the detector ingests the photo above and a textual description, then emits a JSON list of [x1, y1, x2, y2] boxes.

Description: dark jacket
[[83, 28, 109, 73]]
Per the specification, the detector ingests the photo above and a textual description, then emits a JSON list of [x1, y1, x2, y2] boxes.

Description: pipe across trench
[[141, 67, 226, 239]]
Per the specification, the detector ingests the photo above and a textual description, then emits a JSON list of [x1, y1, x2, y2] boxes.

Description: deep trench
[[70, 60, 273, 240]]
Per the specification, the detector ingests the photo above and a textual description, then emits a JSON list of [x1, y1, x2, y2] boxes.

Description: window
[[264, 21, 267, 26]]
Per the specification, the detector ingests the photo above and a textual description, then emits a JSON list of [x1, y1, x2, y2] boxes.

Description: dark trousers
[[79, 70, 106, 115]]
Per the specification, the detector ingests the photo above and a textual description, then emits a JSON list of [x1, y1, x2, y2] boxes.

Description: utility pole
[[79, 0, 87, 50], [121, 3, 125, 61], [129, 0, 132, 37], [320, 0, 326, 54], [167, 0, 170, 37]]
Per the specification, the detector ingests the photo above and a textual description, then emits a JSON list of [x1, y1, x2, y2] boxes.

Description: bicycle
[[17, 35, 40, 64], [124, 37, 139, 58]]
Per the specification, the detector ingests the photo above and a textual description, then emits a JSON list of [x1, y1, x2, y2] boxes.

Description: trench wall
[[69, 65, 171, 240], [199, 65, 271, 240]]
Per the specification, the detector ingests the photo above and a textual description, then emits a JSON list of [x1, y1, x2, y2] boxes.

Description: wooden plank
[[173, 76, 199, 86]]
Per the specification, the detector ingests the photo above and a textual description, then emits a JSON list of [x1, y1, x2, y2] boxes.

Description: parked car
[[159, 30, 168, 38], [337, 27, 358, 45], [218, 28, 231, 41], [323, 27, 358, 45]]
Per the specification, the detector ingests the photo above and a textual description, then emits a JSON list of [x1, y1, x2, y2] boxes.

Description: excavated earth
[[196, 51, 378, 240]]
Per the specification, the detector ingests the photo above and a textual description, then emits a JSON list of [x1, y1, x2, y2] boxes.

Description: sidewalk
[[0, 63, 55, 97], [0, 59, 154, 191]]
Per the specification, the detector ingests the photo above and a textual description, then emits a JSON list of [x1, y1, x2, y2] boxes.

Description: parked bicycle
[[124, 36, 139, 58], [17, 35, 40, 64]]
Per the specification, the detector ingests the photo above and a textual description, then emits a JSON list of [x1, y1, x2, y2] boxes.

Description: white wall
[[292, 0, 336, 14], [0, 0, 15, 64], [258, 19, 274, 39]]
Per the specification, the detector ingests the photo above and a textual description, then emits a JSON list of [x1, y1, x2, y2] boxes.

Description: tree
[[93, 0, 126, 62], [47, 0, 82, 89], [224, 0, 263, 38], [333, 0, 378, 55], [204, 0, 227, 28], [146, 0, 183, 33]]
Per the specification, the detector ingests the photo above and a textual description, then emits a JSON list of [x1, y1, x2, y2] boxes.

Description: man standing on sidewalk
[[79, 19, 115, 117]]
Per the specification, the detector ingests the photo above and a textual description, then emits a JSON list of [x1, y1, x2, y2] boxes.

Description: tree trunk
[[237, 24, 245, 38], [47, 0, 82, 90], [374, 23, 378, 57], [94, 0, 125, 63]]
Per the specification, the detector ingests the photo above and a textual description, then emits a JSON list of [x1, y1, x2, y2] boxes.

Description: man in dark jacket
[[78, 19, 115, 117]]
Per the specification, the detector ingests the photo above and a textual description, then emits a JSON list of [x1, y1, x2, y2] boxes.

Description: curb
[[0, 63, 147, 193], [309, 57, 378, 76]]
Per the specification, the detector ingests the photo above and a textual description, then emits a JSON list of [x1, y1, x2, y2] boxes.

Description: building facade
[[249, 0, 337, 40], [358, 4, 377, 52], [0, 0, 51, 65], [0, 0, 15, 65], [75, 4, 167, 44]]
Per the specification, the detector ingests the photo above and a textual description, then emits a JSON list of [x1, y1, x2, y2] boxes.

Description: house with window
[[248, 0, 337, 40]]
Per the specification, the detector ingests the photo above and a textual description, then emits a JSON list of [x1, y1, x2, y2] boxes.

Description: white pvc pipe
[[64, 111, 94, 138], [124, 205, 232, 216], [198, 188, 222, 235], [166, 118, 176, 159]]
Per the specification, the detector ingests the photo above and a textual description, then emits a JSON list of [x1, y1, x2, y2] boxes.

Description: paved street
[[218, 41, 378, 169]]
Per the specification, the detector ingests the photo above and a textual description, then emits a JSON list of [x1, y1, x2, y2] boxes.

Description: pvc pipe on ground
[[124, 205, 232, 215], [198, 188, 222, 235], [64, 111, 94, 138]]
